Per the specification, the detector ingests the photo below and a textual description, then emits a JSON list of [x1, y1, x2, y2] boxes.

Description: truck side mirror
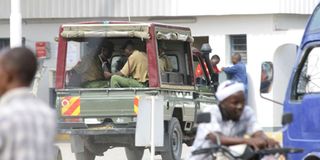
[[260, 62, 274, 94], [200, 43, 212, 55], [282, 113, 293, 126]]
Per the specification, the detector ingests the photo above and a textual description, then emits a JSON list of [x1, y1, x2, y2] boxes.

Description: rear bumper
[[59, 128, 135, 135], [58, 122, 135, 135]]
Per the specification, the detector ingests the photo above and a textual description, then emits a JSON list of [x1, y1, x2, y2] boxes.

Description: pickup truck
[[54, 21, 218, 160], [260, 3, 320, 160]]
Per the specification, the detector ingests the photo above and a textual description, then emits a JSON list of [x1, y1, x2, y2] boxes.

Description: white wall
[[178, 15, 306, 129], [0, 22, 60, 102]]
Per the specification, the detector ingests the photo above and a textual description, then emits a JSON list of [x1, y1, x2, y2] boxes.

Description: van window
[[308, 6, 320, 34], [295, 47, 320, 98]]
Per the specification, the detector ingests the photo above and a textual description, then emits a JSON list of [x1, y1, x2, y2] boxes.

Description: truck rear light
[[133, 96, 140, 115]]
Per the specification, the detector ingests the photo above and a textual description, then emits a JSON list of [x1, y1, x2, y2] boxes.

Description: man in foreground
[[0, 47, 56, 160], [188, 80, 278, 160]]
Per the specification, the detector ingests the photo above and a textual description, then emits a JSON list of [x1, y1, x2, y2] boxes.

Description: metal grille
[[230, 35, 247, 63]]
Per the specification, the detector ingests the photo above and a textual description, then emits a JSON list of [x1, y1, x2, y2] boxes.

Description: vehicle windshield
[[64, 37, 146, 88], [307, 5, 320, 34]]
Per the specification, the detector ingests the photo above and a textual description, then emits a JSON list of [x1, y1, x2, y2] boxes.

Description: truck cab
[[261, 3, 320, 160], [55, 21, 218, 160]]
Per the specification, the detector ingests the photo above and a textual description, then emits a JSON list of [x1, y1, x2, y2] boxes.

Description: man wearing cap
[[187, 80, 278, 160]]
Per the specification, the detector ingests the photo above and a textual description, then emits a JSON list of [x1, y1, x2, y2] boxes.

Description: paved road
[[57, 142, 192, 160]]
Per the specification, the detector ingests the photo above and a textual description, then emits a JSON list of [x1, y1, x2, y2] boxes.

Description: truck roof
[[64, 21, 191, 31], [60, 21, 193, 42]]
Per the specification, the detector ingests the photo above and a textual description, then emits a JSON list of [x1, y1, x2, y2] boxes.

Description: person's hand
[[265, 138, 280, 148], [104, 71, 112, 80], [245, 137, 267, 151], [221, 67, 225, 71], [206, 133, 219, 144]]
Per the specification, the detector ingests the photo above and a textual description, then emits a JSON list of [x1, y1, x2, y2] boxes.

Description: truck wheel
[[75, 148, 95, 160], [125, 147, 144, 160], [161, 118, 183, 160]]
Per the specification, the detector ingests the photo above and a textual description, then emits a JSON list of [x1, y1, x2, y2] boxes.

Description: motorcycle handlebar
[[192, 145, 303, 158]]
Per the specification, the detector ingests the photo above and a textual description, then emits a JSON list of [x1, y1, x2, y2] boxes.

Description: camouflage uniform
[[73, 54, 109, 88]]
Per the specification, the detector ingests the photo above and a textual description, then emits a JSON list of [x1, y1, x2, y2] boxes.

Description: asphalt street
[[57, 142, 191, 160]]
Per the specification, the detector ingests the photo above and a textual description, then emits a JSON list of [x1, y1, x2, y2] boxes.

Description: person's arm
[[206, 132, 267, 151], [244, 107, 279, 149], [222, 65, 239, 74], [251, 131, 279, 149], [104, 71, 124, 80], [207, 132, 246, 145]]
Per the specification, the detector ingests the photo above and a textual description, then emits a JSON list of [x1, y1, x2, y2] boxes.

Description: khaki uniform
[[159, 54, 173, 72], [73, 54, 109, 88], [111, 50, 148, 88]]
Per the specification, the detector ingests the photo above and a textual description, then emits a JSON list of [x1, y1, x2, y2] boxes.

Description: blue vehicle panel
[[283, 3, 320, 159]]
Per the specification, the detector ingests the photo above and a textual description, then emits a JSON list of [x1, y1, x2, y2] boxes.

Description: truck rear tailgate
[[56, 88, 155, 118]]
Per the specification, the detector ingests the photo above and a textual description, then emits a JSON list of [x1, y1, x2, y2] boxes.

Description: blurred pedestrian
[[0, 47, 56, 160], [211, 54, 220, 74]]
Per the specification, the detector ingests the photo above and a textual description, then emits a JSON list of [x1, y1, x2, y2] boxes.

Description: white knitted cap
[[216, 80, 245, 102]]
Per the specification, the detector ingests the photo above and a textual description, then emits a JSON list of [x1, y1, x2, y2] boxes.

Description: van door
[[285, 44, 320, 159], [283, 4, 320, 159]]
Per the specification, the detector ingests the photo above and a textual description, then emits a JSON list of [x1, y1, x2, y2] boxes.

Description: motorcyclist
[[187, 80, 279, 160]]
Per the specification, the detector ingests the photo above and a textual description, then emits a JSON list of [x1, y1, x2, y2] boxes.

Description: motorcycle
[[192, 113, 303, 160]]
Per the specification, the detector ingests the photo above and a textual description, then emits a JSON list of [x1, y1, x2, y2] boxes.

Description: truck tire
[[75, 148, 95, 160], [125, 147, 144, 160], [161, 118, 183, 160]]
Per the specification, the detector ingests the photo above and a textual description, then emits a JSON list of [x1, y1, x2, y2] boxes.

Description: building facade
[[0, 0, 318, 129]]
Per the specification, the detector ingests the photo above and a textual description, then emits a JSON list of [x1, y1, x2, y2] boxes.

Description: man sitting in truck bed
[[114, 40, 134, 72], [70, 40, 114, 88], [106, 45, 148, 88]]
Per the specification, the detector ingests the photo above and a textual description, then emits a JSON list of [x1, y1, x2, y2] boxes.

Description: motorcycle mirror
[[196, 112, 211, 124]]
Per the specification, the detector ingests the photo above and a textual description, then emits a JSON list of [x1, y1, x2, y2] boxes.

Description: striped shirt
[[0, 88, 56, 160]]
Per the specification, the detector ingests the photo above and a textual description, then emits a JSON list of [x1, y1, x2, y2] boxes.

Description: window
[[158, 40, 192, 86], [0, 38, 25, 50], [308, 5, 320, 34], [0, 38, 10, 49], [230, 35, 247, 63], [193, 36, 209, 50], [294, 46, 320, 99]]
